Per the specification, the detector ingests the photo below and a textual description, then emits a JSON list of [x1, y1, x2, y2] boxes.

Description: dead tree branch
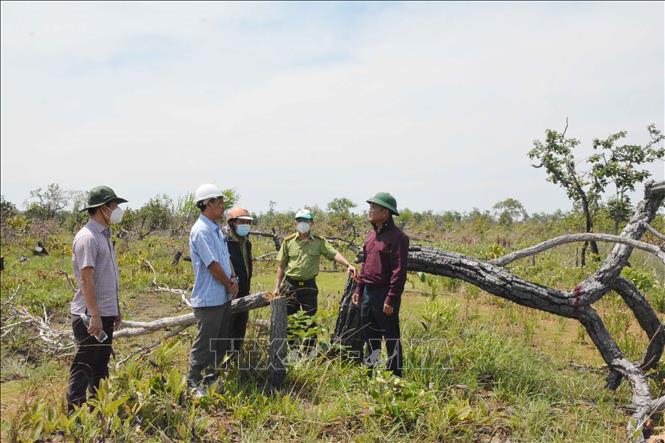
[[114, 292, 274, 338], [2, 291, 277, 354], [144, 259, 191, 307], [251, 229, 283, 251], [253, 252, 279, 262], [573, 180, 664, 307], [643, 223, 665, 244], [2, 302, 74, 352], [58, 271, 77, 294], [327, 236, 360, 253], [327, 223, 360, 252], [401, 180, 665, 442], [492, 232, 665, 267], [114, 324, 190, 369]]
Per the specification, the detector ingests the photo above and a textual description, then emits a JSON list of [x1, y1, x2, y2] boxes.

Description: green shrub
[[622, 267, 656, 291]]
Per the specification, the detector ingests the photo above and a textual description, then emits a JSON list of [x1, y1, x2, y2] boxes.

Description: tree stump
[[268, 296, 287, 388]]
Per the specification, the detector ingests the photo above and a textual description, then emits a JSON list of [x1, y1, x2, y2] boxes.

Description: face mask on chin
[[296, 222, 311, 234]]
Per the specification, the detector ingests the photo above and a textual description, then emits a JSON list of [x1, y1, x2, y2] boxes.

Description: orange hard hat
[[226, 207, 254, 222]]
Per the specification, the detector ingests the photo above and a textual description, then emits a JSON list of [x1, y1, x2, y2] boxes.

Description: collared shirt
[[189, 214, 234, 307], [71, 219, 120, 316], [277, 233, 338, 281], [357, 218, 410, 306]]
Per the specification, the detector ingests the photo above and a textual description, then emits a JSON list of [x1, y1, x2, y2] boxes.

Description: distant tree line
[[1, 123, 662, 255]]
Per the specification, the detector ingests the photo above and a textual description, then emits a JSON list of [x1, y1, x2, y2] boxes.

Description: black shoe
[[187, 378, 206, 399], [203, 373, 225, 393], [202, 373, 218, 385]]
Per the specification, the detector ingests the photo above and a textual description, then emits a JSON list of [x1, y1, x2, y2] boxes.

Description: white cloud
[[1, 2, 662, 214]]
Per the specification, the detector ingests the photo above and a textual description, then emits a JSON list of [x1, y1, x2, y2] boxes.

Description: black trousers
[[67, 315, 115, 412], [282, 278, 318, 350], [360, 285, 403, 377], [229, 300, 249, 354]]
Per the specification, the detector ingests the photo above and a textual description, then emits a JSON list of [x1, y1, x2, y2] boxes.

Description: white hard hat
[[295, 208, 314, 221], [194, 184, 224, 203]]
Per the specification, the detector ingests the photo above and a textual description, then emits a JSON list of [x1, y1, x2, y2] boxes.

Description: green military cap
[[81, 185, 128, 211], [367, 192, 399, 216]]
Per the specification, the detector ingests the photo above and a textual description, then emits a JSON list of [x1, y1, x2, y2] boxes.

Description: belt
[[285, 277, 315, 287], [364, 283, 388, 287]]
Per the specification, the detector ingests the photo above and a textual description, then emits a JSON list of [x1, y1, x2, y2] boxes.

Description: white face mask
[[108, 206, 124, 224], [296, 221, 311, 234]]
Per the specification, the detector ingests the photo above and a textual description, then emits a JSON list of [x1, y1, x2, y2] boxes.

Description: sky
[[1, 1, 663, 215]]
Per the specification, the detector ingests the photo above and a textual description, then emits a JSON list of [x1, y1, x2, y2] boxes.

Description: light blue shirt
[[189, 214, 233, 307]]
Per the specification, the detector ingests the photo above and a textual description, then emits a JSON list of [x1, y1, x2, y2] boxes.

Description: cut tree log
[[268, 296, 288, 388]]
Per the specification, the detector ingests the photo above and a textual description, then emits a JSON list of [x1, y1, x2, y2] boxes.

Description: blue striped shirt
[[189, 215, 233, 307]]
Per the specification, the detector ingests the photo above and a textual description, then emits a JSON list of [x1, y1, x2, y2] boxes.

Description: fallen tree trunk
[[114, 292, 272, 338], [343, 179, 664, 442]]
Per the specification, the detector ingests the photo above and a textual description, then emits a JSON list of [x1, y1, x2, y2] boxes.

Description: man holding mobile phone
[[67, 185, 127, 413]]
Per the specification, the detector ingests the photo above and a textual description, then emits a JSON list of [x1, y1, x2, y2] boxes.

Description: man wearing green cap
[[273, 208, 357, 352], [67, 185, 127, 412], [352, 192, 409, 377]]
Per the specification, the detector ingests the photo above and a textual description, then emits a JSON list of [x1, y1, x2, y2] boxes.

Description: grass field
[[1, 222, 664, 442]]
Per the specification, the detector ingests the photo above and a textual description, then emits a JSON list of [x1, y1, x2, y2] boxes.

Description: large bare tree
[[330, 179, 664, 442], [404, 179, 665, 442]]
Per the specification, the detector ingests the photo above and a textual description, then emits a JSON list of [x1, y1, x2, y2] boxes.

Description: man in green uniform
[[273, 208, 357, 351]]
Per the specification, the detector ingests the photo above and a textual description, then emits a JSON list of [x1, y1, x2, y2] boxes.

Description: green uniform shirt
[[277, 233, 338, 281]]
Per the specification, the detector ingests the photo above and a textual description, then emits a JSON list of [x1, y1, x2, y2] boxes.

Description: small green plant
[[418, 300, 458, 337], [605, 307, 641, 360], [649, 286, 665, 314], [417, 272, 440, 298], [622, 267, 656, 292], [482, 242, 508, 260], [287, 309, 323, 353], [522, 315, 537, 345], [367, 370, 437, 426]]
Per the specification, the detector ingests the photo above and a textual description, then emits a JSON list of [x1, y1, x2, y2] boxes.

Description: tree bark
[[268, 297, 288, 388], [568, 169, 599, 265], [610, 278, 665, 381]]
